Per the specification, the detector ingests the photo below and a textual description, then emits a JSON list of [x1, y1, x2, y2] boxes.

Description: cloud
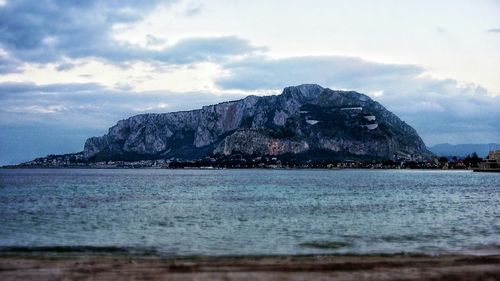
[[0, 53, 22, 73], [0, 81, 241, 120], [216, 55, 500, 145], [0, 0, 157, 62], [435, 26, 447, 33], [487, 28, 500, 33], [0, 0, 261, 70], [0, 81, 246, 164], [154, 37, 266, 64], [183, 2, 203, 17], [56, 62, 76, 71], [217, 56, 423, 90], [0, 81, 103, 96], [146, 34, 166, 47]]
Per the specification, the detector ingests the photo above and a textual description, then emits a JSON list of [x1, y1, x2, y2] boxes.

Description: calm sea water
[[0, 169, 499, 257]]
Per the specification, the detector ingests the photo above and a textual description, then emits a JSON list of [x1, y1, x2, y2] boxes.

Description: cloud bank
[[0, 0, 262, 68], [0, 81, 245, 164], [217, 56, 500, 145]]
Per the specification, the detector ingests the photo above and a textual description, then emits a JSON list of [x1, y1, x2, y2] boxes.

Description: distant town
[[4, 150, 498, 171]]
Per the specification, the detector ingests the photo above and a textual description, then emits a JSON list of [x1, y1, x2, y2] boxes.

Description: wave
[[0, 246, 157, 256], [299, 241, 351, 249]]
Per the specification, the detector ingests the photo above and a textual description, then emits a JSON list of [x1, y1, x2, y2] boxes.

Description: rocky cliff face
[[84, 84, 431, 161]]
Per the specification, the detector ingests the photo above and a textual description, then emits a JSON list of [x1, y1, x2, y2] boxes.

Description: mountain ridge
[[83, 84, 432, 161], [428, 143, 500, 158]]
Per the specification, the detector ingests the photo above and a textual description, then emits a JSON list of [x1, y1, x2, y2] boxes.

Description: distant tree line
[[438, 152, 482, 168]]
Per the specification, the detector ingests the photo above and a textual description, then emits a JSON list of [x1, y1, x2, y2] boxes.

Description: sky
[[1, 0, 500, 164]]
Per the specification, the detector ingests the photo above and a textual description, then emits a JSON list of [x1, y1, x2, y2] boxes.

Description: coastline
[[2, 151, 475, 170], [1, 253, 499, 281], [0, 166, 450, 170]]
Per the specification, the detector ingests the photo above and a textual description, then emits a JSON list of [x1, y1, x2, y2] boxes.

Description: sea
[[0, 169, 499, 257]]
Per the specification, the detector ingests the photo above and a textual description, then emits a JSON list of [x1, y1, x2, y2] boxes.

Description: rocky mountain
[[84, 84, 432, 162], [428, 143, 500, 158]]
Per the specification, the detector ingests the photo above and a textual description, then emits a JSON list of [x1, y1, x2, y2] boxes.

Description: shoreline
[[1, 253, 499, 281], [0, 166, 477, 171]]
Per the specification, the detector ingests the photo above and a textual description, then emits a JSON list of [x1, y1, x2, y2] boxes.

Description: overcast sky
[[1, 0, 500, 164]]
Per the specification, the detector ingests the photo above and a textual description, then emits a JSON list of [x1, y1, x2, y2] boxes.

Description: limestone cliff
[[84, 84, 431, 161]]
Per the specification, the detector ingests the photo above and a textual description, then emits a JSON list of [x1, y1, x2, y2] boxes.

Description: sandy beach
[[1, 254, 499, 281]]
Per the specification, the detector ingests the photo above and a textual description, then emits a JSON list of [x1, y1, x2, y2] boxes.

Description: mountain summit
[[84, 84, 431, 161]]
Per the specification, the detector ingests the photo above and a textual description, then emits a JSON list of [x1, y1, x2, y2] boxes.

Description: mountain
[[84, 84, 431, 162], [428, 143, 500, 158]]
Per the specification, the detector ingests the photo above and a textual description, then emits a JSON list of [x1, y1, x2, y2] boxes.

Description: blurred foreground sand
[[1, 254, 499, 281]]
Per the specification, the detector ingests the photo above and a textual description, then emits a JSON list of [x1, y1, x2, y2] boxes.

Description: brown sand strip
[[0, 254, 499, 281]]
